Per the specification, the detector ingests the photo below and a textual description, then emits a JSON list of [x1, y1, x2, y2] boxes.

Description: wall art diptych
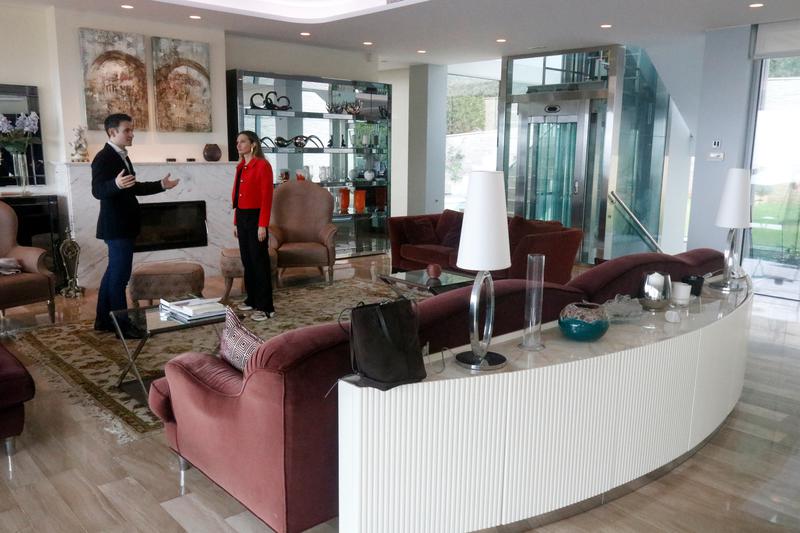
[[79, 28, 149, 131], [151, 37, 212, 132]]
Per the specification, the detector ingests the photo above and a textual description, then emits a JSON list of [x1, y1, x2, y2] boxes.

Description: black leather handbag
[[346, 298, 426, 390]]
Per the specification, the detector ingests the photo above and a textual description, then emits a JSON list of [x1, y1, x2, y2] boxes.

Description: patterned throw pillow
[[220, 307, 264, 371]]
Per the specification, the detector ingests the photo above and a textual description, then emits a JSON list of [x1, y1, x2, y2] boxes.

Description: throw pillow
[[440, 228, 461, 248], [0, 257, 21, 276], [404, 218, 439, 245], [220, 307, 264, 371], [435, 209, 464, 242]]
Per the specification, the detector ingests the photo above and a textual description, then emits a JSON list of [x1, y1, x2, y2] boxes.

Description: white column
[[407, 64, 446, 215]]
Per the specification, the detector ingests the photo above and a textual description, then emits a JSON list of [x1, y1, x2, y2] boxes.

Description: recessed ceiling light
[[189, 14, 202, 19], [496, 38, 507, 43], [120, 4, 133, 8], [749, 2, 764, 7], [417, 49, 427, 54], [363, 41, 374, 46], [300, 32, 311, 37], [600, 23, 613, 29]]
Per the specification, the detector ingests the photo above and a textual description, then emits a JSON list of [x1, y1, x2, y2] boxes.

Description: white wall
[[407, 64, 446, 215], [644, 34, 707, 135], [0, 3, 62, 180], [379, 68, 410, 216], [687, 26, 756, 251], [659, 99, 693, 254], [226, 35, 379, 81], [51, 7, 229, 165]]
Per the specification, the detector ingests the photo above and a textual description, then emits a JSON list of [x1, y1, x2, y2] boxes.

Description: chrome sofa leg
[[4, 437, 16, 456], [178, 455, 191, 494]]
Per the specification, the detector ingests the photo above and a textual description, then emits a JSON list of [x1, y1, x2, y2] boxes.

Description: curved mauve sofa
[[149, 248, 722, 533], [0, 343, 35, 455]]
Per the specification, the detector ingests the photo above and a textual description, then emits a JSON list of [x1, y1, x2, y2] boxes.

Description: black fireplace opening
[[135, 200, 208, 252]]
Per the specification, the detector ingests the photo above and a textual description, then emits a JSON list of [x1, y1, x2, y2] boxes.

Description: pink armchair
[[269, 181, 337, 283], [0, 201, 55, 322]]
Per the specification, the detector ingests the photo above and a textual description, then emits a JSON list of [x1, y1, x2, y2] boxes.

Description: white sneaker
[[251, 311, 276, 321], [237, 303, 253, 311]]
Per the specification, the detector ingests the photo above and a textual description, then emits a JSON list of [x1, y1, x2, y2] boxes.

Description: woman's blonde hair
[[237, 130, 265, 160]]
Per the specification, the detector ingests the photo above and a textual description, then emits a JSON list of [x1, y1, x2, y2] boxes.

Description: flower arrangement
[[0, 112, 40, 154]]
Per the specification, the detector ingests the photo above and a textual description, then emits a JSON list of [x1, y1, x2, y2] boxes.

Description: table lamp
[[455, 170, 511, 371], [710, 167, 751, 292]]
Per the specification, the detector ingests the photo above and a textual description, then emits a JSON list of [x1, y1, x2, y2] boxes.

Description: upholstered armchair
[[269, 180, 337, 283], [0, 201, 55, 322]]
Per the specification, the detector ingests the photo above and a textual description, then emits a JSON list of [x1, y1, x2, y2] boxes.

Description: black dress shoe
[[94, 320, 115, 333]]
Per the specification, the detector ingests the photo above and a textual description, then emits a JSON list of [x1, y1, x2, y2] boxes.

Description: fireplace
[[134, 201, 208, 252]]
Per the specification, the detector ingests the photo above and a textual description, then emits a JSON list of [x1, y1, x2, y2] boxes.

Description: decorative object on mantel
[[454, 170, 511, 371], [0, 111, 39, 196], [250, 91, 292, 111], [69, 125, 89, 162], [558, 301, 610, 342], [59, 227, 85, 298], [202, 143, 222, 161]]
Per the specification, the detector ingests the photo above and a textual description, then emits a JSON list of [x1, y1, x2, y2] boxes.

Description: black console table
[[1, 194, 63, 287]]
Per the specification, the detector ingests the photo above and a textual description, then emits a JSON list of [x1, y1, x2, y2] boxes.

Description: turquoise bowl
[[558, 302, 610, 342]]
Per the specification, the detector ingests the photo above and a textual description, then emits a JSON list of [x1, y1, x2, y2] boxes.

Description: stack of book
[[159, 297, 226, 323]]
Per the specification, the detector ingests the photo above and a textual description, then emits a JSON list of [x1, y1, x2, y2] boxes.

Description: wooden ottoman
[[220, 248, 278, 301], [129, 261, 205, 307]]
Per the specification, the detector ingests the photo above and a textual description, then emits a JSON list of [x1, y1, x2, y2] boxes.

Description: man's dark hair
[[104, 113, 133, 136]]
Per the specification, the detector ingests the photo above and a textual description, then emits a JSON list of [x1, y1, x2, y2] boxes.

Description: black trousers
[[236, 209, 274, 313]]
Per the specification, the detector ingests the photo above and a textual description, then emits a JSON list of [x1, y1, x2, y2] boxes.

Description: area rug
[[4, 278, 423, 435]]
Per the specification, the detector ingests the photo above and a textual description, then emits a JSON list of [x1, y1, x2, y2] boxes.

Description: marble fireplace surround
[[57, 162, 238, 289]]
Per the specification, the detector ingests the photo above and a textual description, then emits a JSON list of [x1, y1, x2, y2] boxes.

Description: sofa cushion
[[220, 308, 264, 371], [0, 344, 35, 409], [404, 218, 439, 245], [277, 242, 329, 266], [400, 244, 457, 267], [435, 209, 463, 243]]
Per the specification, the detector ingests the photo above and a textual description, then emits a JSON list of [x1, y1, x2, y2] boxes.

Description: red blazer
[[232, 157, 274, 227]]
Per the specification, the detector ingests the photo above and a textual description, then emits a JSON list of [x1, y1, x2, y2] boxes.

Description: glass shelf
[[246, 108, 389, 124], [262, 147, 388, 155]]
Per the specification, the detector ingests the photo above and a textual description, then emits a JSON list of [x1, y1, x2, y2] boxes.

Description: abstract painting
[[152, 37, 212, 132], [79, 28, 149, 131]]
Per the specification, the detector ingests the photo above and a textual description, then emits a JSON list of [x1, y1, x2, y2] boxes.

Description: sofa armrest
[[268, 225, 285, 250], [165, 352, 244, 398], [148, 377, 174, 423], [318, 223, 337, 263], [8, 245, 49, 276]]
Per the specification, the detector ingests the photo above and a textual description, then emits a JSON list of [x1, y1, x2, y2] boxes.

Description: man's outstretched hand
[[115, 169, 136, 189], [162, 173, 180, 190]]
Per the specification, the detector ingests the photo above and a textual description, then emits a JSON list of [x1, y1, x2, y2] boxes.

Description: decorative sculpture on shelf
[[69, 126, 89, 162], [59, 227, 85, 298], [344, 101, 361, 116], [250, 91, 292, 111], [261, 135, 324, 149]]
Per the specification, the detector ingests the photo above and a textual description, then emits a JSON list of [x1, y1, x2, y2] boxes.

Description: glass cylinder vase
[[520, 253, 546, 351], [11, 152, 29, 195]]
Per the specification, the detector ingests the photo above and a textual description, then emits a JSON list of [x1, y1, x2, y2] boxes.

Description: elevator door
[[517, 100, 589, 232]]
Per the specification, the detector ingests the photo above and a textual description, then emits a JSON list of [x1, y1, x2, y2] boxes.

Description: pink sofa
[[388, 210, 583, 284], [149, 248, 723, 533]]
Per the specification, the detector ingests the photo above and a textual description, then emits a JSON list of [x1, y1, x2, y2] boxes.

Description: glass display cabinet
[[226, 70, 391, 258]]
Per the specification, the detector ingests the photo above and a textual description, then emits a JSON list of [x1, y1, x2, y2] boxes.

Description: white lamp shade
[[715, 168, 751, 229], [456, 171, 512, 271]]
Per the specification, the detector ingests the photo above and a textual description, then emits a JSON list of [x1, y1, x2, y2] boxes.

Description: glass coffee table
[[110, 304, 227, 399], [380, 269, 474, 295]]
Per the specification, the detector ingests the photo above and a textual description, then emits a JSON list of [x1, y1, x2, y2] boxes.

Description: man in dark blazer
[[92, 113, 179, 337]]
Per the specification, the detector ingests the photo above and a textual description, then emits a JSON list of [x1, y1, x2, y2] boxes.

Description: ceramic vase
[[558, 302, 610, 342], [202, 144, 222, 162]]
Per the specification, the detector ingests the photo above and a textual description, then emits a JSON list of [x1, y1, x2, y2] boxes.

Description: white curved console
[[338, 283, 752, 533]]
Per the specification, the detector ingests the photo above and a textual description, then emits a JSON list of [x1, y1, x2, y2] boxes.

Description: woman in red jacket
[[232, 130, 275, 321]]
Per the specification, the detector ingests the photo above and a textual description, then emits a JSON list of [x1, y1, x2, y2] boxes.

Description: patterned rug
[[4, 278, 418, 435]]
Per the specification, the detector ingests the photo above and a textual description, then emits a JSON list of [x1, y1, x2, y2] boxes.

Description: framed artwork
[[152, 37, 212, 132], [79, 28, 149, 131]]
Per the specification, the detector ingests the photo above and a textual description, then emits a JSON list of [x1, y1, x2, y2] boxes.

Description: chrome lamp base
[[455, 350, 507, 371], [710, 228, 746, 293], [457, 270, 507, 372]]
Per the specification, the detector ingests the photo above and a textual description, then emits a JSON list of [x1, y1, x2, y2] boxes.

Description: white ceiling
[[22, 0, 800, 67]]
